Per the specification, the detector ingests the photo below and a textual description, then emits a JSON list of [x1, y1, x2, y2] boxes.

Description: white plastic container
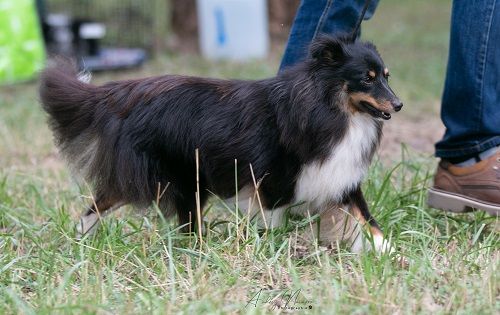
[[197, 0, 269, 61]]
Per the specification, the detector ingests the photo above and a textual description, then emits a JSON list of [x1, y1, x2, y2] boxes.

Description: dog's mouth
[[359, 101, 391, 120]]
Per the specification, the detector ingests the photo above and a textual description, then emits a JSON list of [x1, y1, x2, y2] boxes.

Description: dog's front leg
[[348, 186, 394, 253], [315, 187, 393, 254]]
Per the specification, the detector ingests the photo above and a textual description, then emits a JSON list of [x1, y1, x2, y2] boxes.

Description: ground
[[0, 1, 498, 314]]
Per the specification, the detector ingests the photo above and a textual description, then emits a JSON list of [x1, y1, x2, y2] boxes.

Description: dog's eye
[[384, 73, 390, 80], [362, 76, 374, 85]]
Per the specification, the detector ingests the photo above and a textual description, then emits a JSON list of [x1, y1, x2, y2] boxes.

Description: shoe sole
[[427, 188, 500, 216]]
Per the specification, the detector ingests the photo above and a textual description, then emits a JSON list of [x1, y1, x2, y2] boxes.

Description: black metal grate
[[45, 0, 168, 51]]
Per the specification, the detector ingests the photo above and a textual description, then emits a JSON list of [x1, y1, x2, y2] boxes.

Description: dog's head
[[309, 35, 402, 120]]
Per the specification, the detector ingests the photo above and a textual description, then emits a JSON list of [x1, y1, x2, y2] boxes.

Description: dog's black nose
[[393, 101, 403, 112]]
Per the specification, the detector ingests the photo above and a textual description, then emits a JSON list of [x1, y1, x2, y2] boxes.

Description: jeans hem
[[435, 136, 500, 158]]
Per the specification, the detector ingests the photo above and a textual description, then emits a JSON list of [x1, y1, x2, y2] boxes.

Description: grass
[[0, 0, 498, 314]]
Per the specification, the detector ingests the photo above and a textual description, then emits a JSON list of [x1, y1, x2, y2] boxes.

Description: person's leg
[[435, 0, 500, 159], [429, 0, 500, 216], [279, 0, 380, 72]]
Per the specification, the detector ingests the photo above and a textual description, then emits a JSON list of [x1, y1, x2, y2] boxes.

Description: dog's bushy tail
[[39, 58, 106, 185], [39, 58, 97, 144]]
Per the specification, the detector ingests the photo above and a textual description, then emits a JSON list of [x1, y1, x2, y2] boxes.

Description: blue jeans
[[280, 0, 500, 159]]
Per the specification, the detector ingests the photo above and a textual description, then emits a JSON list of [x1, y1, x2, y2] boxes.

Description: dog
[[39, 34, 402, 253]]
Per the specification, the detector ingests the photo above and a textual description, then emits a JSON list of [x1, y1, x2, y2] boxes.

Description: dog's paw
[[76, 213, 99, 240], [372, 234, 396, 255], [350, 231, 395, 255], [395, 254, 410, 269]]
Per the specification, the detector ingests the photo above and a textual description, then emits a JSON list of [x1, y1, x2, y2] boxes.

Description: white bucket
[[197, 0, 269, 61]]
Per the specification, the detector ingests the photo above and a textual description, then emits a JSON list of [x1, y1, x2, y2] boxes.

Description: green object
[[0, 0, 46, 85]]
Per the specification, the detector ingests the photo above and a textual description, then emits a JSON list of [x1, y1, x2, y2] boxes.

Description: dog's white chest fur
[[294, 114, 379, 208]]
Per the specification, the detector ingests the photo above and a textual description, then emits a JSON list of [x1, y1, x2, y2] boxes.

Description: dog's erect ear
[[310, 35, 349, 63]]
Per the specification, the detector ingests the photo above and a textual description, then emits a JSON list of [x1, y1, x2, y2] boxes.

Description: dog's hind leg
[[177, 205, 196, 234], [76, 195, 124, 239], [225, 185, 286, 230], [175, 189, 209, 234]]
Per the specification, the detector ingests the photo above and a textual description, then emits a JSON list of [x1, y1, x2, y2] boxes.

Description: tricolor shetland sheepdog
[[39, 34, 402, 253]]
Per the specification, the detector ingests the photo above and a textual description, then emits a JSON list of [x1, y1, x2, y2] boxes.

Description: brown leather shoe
[[427, 151, 500, 216]]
